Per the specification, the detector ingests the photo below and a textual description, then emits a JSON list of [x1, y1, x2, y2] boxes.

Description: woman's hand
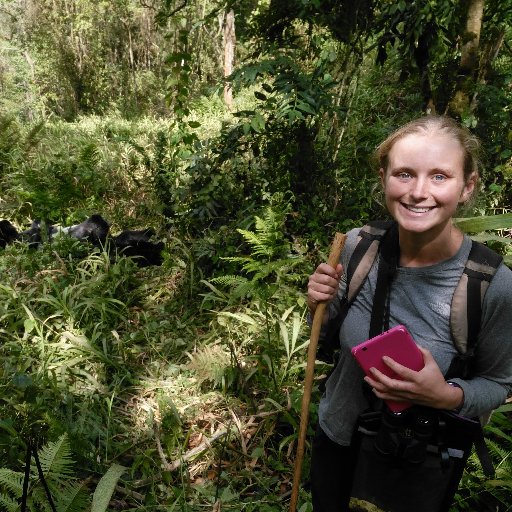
[[364, 346, 464, 410], [307, 262, 343, 316]]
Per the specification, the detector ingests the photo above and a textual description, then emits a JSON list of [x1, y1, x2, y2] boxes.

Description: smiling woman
[[305, 115, 512, 512], [378, 127, 477, 267]]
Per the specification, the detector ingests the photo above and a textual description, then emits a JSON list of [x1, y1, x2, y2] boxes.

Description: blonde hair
[[376, 115, 480, 183]]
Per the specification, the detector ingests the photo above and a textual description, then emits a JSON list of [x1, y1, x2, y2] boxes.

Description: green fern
[[0, 435, 126, 512], [37, 434, 75, 482], [0, 492, 19, 512], [208, 203, 303, 302], [58, 480, 94, 512], [456, 407, 512, 509], [0, 434, 90, 512], [187, 345, 232, 389], [210, 275, 248, 288], [0, 469, 23, 497], [237, 205, 289, 260]]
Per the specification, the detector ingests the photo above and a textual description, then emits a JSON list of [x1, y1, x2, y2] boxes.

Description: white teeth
[[406, 206, 432, 213]]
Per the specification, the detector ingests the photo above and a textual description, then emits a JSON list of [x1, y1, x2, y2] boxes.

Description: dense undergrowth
[[0, 41, 511, 512]]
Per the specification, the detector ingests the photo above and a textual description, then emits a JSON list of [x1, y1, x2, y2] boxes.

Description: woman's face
[[379, 132, 475, 239]]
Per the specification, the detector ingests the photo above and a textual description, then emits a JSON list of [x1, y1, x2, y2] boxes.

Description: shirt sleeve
[[450, 263, 512, 418]]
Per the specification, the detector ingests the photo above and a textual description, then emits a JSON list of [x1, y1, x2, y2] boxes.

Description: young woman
[[306, 115, 512, 511]]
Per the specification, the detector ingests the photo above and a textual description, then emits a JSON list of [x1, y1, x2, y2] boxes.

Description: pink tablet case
[[351, 325, 425, 412]]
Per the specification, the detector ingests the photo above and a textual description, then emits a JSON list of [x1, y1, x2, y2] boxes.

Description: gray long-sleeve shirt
[[318, 227, 512, 446]]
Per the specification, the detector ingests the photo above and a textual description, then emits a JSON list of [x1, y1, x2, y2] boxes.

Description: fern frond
[[237, 228, 272, 258], [0, 492, 19, 512], [78, 143, 100, 169], [230, 280, 259, 300], [188, 345, 231, 388], [210, 275, 248, 288], [30, 487, 54, 512], [37, 434, 74, 481], [220, 256, 252, 264], [247, 257, 302, 279], [0, 469, 23, 496], [56, 480, 91, 512]]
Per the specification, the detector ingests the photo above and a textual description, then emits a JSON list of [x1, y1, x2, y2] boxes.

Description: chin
[[395, 216, 452, 236]]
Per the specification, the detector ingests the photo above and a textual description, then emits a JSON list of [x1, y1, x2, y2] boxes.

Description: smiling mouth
[[401, 204, 435, 213]]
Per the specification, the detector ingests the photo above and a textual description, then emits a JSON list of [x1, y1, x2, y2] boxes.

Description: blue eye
[[398, 172, 412, 180], [432, 174, 446, 182]]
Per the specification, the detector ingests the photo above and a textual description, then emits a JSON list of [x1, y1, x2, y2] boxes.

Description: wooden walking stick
[[289, 232, 347, 512]]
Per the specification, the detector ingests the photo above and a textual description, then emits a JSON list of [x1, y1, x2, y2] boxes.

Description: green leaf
[[91, 464, 126, 512], [23, 318, 35, 334], [454, 213, 512, 233], [11, 374, 32, 389], [217, 311, 258, 326], [296, 101, 316, 114], [250, 113, 265, 133], [187, 121, 200, 128], [37, 434, 75, 479], [254, 91, 267, 101]]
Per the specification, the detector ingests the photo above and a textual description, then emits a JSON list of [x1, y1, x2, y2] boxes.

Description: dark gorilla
[[0, 220, 19, 248], [110, 228, 164, 267], [64, 214, 110, 245], [0, 215, 165, 267]]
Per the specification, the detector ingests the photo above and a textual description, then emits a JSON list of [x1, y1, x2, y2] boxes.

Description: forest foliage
[[0, 1, 511, 511]]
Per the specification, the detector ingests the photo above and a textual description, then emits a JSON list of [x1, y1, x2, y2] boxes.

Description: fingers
[[364, 347, 448, 407], [365, 367, 408, 391], [307, 262, 343, 304], [364, 369, 413, 402], [380, 346, 433, 379], [381, 356, 418, 380]]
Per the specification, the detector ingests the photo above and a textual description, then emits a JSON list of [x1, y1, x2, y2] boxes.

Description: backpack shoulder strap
[[450, 240, 503, 355], [316, 220, 394, 363], [346, 220, 395, 303]]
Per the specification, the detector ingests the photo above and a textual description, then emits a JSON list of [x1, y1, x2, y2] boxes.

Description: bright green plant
[[455, 212, 512, 266], [201, 198, 309, 395], [208, 198, 305, 303], [0, 433, 125, 512], [453, 404, 512, 511]]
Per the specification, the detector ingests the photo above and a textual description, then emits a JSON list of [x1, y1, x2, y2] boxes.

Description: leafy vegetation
[[0, 1, 510, 511]]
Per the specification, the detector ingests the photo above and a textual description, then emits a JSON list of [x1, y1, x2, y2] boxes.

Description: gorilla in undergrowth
[[0, 214, 164, 267]]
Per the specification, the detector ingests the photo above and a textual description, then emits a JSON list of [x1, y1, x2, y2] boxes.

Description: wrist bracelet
[[447, 381, 464, 413]]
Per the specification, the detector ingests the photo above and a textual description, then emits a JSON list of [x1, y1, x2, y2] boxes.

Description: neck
[[398, 222, 464, 267]]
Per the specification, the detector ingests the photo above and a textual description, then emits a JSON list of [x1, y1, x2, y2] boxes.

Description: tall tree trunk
[[223, 10, 235, 110], [459, 0, 485, 74], [446, 0, 485, 117]]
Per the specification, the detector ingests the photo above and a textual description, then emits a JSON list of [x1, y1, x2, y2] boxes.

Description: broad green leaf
[[217, 311, 258, 325], [91, 464, 126, 512], [250, 113, 265, 133], [454, 213, 512, 233], [23, 318, 35, 334]]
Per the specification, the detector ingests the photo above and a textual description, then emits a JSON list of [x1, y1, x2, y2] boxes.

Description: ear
[[459, 172, 477, 204], [379, 168, 386, 187]]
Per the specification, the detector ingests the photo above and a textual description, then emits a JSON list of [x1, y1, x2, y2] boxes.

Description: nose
[[409, 176, 429, 201]]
